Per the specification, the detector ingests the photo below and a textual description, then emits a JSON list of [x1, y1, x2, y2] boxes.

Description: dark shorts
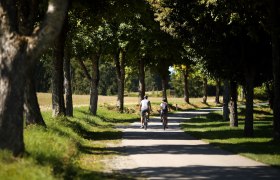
[[141, 109, 149, 117], [161, 110, 168, 115]]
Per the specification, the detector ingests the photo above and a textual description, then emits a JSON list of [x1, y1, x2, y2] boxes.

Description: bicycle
[[161, 112, 167, 130], [143, 111, 149, 130], [158, 109, 167, 130]]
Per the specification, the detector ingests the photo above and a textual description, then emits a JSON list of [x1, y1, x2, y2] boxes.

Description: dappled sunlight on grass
[[1, 106, 138, 179]]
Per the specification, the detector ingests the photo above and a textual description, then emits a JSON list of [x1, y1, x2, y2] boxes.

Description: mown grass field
[[37, 92, 219, 111]]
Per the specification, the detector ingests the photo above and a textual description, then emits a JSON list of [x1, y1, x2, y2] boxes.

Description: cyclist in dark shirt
[[160, 98, 168, 128]]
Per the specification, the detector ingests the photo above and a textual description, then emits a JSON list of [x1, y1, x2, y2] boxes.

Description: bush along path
[[109, 107, 280, 179]]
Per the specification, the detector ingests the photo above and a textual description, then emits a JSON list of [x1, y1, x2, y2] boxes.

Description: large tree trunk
[[229, 81, 238, 127], [52, 20, 67, 117], [223, 80, 230, 121], [215, 79, 221, 104], [161, 74, 168, 101], [202, 77, 208, 103], [270, 0, 280, 140], [138, 58, 145, 103], [244, 68, 255, 137], [0, 0, 68, 156], [89, 53, 100, 115], [18, 0, 45, 127], [114, 49, 126, 113], [24, 64, 46, 126], [183, 68, 190, 104], [64, 41, 73, 117], [0, 35, 26, 156]]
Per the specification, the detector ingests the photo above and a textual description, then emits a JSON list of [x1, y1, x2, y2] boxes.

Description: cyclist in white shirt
[[139, 95, 152, 128]]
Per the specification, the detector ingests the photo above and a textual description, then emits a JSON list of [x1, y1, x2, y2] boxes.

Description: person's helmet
[[144, 95, 148, 99]]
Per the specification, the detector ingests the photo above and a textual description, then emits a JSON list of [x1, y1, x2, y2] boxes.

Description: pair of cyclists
[[139, 95, 168, 128]]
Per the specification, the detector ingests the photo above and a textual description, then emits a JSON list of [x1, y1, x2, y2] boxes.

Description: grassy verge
[[0, 106, 138, 180], [181, 105, 280, 168]]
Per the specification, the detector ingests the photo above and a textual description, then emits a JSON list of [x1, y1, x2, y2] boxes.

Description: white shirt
[[160, 102, 168, 110], [140, 99, 150, 110]]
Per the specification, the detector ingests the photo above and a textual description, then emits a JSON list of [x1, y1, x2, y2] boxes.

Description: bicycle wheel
[[144, 114, 148, 130], [162, 115, 167, 130]]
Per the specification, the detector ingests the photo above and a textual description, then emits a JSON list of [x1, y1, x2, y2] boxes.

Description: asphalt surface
[[110, 108, 280, 179]]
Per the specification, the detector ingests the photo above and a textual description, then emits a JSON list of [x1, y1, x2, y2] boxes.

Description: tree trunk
[[52, 21, 67, 117], [0, 36, 26, 156], [161, 74, 168, 101], [215, 79, 221, 104], [114, 49, 125, 113], [223, 80, 230, 121], [183, 68, 190, 104], [89, 53, 100, 115], [16, 0, 45, 127], [244, 68, 255, 137], [270, 0, 280, 140], [202, 77, 208, 103], [265, 82, 274, 110], [0, 0, 68, 156], [64, 41, 73, 117], [229, 81, 238, 127], [76, 52, 101, 116], [138, 58, 145, 103], [241, 86, 246, 101], [24, 64, 46, 126]]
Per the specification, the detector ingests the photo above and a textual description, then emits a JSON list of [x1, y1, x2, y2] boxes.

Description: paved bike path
[[110, 108, 280, 179]]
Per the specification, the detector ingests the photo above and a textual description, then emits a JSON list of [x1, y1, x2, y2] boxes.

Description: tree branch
[[26, 0, 68, 64], [114, 48, 121, 78], [0, 0, 18, 33], [77, 59, 92, 81]]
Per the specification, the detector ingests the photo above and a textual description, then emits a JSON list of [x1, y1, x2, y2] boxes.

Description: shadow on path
[[120, 165, 280, 180], [112, 108, 280, 179]]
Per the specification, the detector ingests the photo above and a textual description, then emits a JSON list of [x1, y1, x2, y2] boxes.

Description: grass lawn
[[181, 105, 280, 168], [0, 106, 138, 180]]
